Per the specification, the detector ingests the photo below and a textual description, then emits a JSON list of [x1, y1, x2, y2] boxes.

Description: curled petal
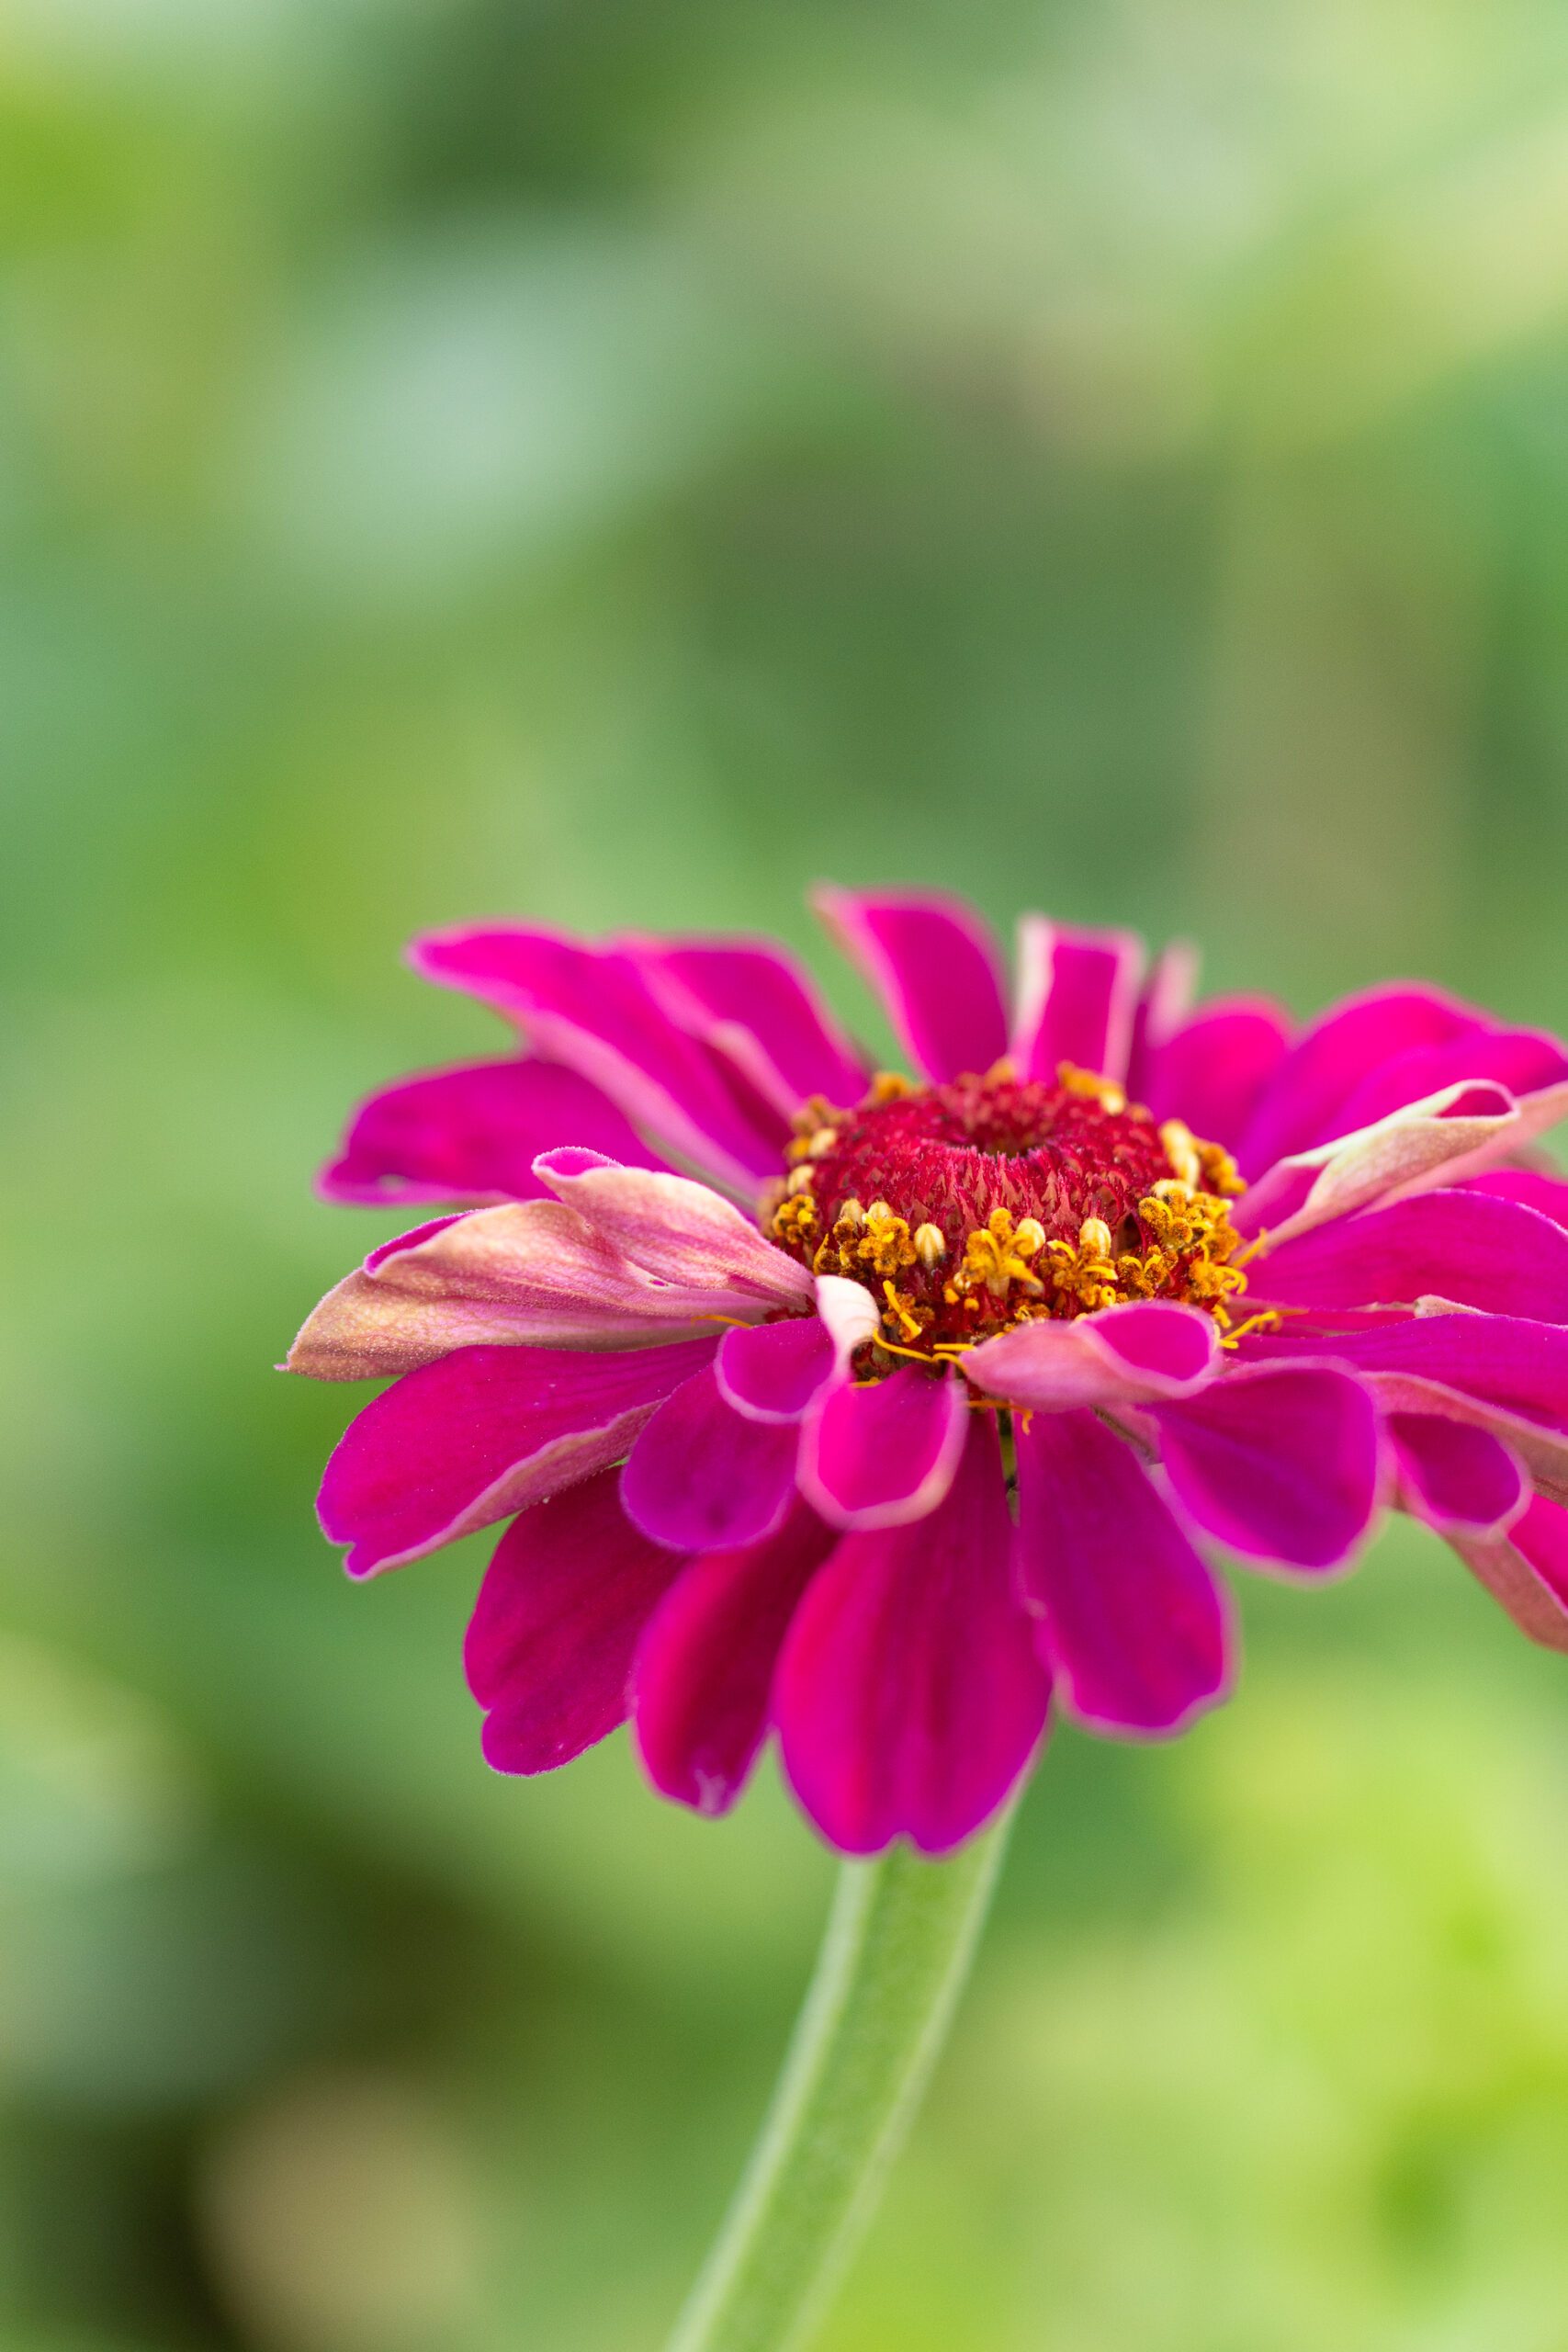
[[466, 1469, 685, 1773], [811, 884, 1010, 1084], [320, 1337, 716, 1577], [626, 938, 868, 1116], [1357, 1370, 1568, 1508], [411, 924, 783, 1189], [632, 1503, 838, 1816], [1445, 1494, 1568, 1655], [964, 1300, 1219, 1412], [797, 1364, 969, 1532], [775, 1414, 1048, 1855], [716, 1317, 836, 1424], [620, 1365, 798, 1552], [1014, 1408, 1232, 1736], [533, 1150, 812, 1313], [1153, 1364, 1382, 1574], [1011, 917, 1145, 1087], [319, 1057, 668, 1207], [1233, 1078, 1568, 1248], [287, 1197, 764, 1381], [1388, 1411, 1527, 1541], [1250, 1191, 1568, 1323]]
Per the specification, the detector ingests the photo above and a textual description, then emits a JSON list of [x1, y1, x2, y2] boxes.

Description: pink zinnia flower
[[289, 890, 1568, 1854]]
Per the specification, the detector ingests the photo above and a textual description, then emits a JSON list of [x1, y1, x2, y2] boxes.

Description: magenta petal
[[1154, 1364, 1381, 1573], [630, 939, 868, 1114], [320, 1337, 716, 1577], [1011, 918, 1145, 1085], [774, 1415, 1049, 1855], [319, 1057, 669, 1207], [964, 1299, 1218, 1411], [1329, 1026, 1568, 1141], [1015, 1408, 1231, 1736], [466, 1469, 684, 1773], [1143, 999, 1292, 1153], [1388, 1411, 1526, 1539], [716, 1317, 836, 1423], [620, 1365, 798, 1551], [797, 1365, 969, 1531], [1237, 984, 1482, 1176], [1323, 1316, 1568, 1435], [632, 1503, 838, 1815], [410, 925, 782, 1189], [811, 885, 1010, 1084], [1447, 1494, 1568, 1654], [1464, 1170, 1568, 1231], [1250, 1191, 1568, 1321]]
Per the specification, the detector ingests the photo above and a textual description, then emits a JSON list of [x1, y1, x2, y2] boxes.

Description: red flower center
[[762, 1064, 1248, 1362]]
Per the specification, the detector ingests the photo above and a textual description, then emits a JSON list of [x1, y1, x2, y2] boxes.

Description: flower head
[[289, 888, 1568, 1854]]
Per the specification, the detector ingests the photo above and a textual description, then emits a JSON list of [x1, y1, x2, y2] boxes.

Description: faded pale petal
[[964, 1300, 1219, 1412], [287, 1198, 744, 1381], [533, 1149, 813, 1312], [1238, 984, 1484, 1175], [466, 1469, 686, 1772]]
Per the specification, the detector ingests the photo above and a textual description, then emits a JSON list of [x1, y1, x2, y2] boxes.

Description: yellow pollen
[[856, 1202, 917, 1278], [785, 1163, 816, 1195], [1158, 1118, 1201, 1187], [913, 1222, 948, 1269], [1199, 1139, 1246, 1197], [881, 1279, 928, 1341], [771, 1192, 818, 1246], [806, 1126, 840, 1159], [837, 1196, 865, 1229], [870, 1071, 918, 1102], [1077, 1216, 1113, 1261], [959, 1207, 1047, 1301], [1057, 1061, 1127, 1115], [1046, 1215, 1120, 1313]]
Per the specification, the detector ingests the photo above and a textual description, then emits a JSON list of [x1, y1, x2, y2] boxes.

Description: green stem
[[661, 1804, 1016, 2352]]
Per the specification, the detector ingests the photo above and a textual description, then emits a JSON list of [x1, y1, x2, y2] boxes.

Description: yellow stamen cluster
[[943, 1209, 1048, 1305], [1057, 1061, 1129, 1115], [1046, 1215, 1120, 1312]]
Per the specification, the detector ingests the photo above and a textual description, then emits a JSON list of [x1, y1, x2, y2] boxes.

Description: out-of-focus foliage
[[3, 0, 1568, 2341]]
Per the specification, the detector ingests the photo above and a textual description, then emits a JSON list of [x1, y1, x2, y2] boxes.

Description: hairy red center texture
[[764, 1071, 1245, 1358]]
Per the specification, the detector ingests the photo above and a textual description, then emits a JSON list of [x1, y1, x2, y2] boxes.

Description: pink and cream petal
[[774, 1415, 1048, 1856], [410, 925, 783, 1191], [466, 1469, 686, 1773], [796, 1363, 970, 1532], [319, 1337, 716, 1577], [318, 1057, 670, 1207], [1328, 1026, 1568, 1142], [533, 1150, 813, 1315], [964, 1300, 1219, 1413], [1248, 1190, 1568, 1323], [1232, 1079, 1568, 1248], [620, 1365, 799, 1552], [626, 938, 868, 1116], [811, 884, 1010, 1084], [1151, 1363, 1382, 1575], [1014, 1408, 1233, 1736], [286, 1197, 750, 1382], [632, 1503, 838, 1816], [1011, 917, 1145, 1087], [1387, 1411, 1528, 1542], [1444, 1495, 1568, 1656]]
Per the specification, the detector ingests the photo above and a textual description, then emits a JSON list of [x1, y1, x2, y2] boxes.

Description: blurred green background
[[6, 0, 1568, 2343]]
